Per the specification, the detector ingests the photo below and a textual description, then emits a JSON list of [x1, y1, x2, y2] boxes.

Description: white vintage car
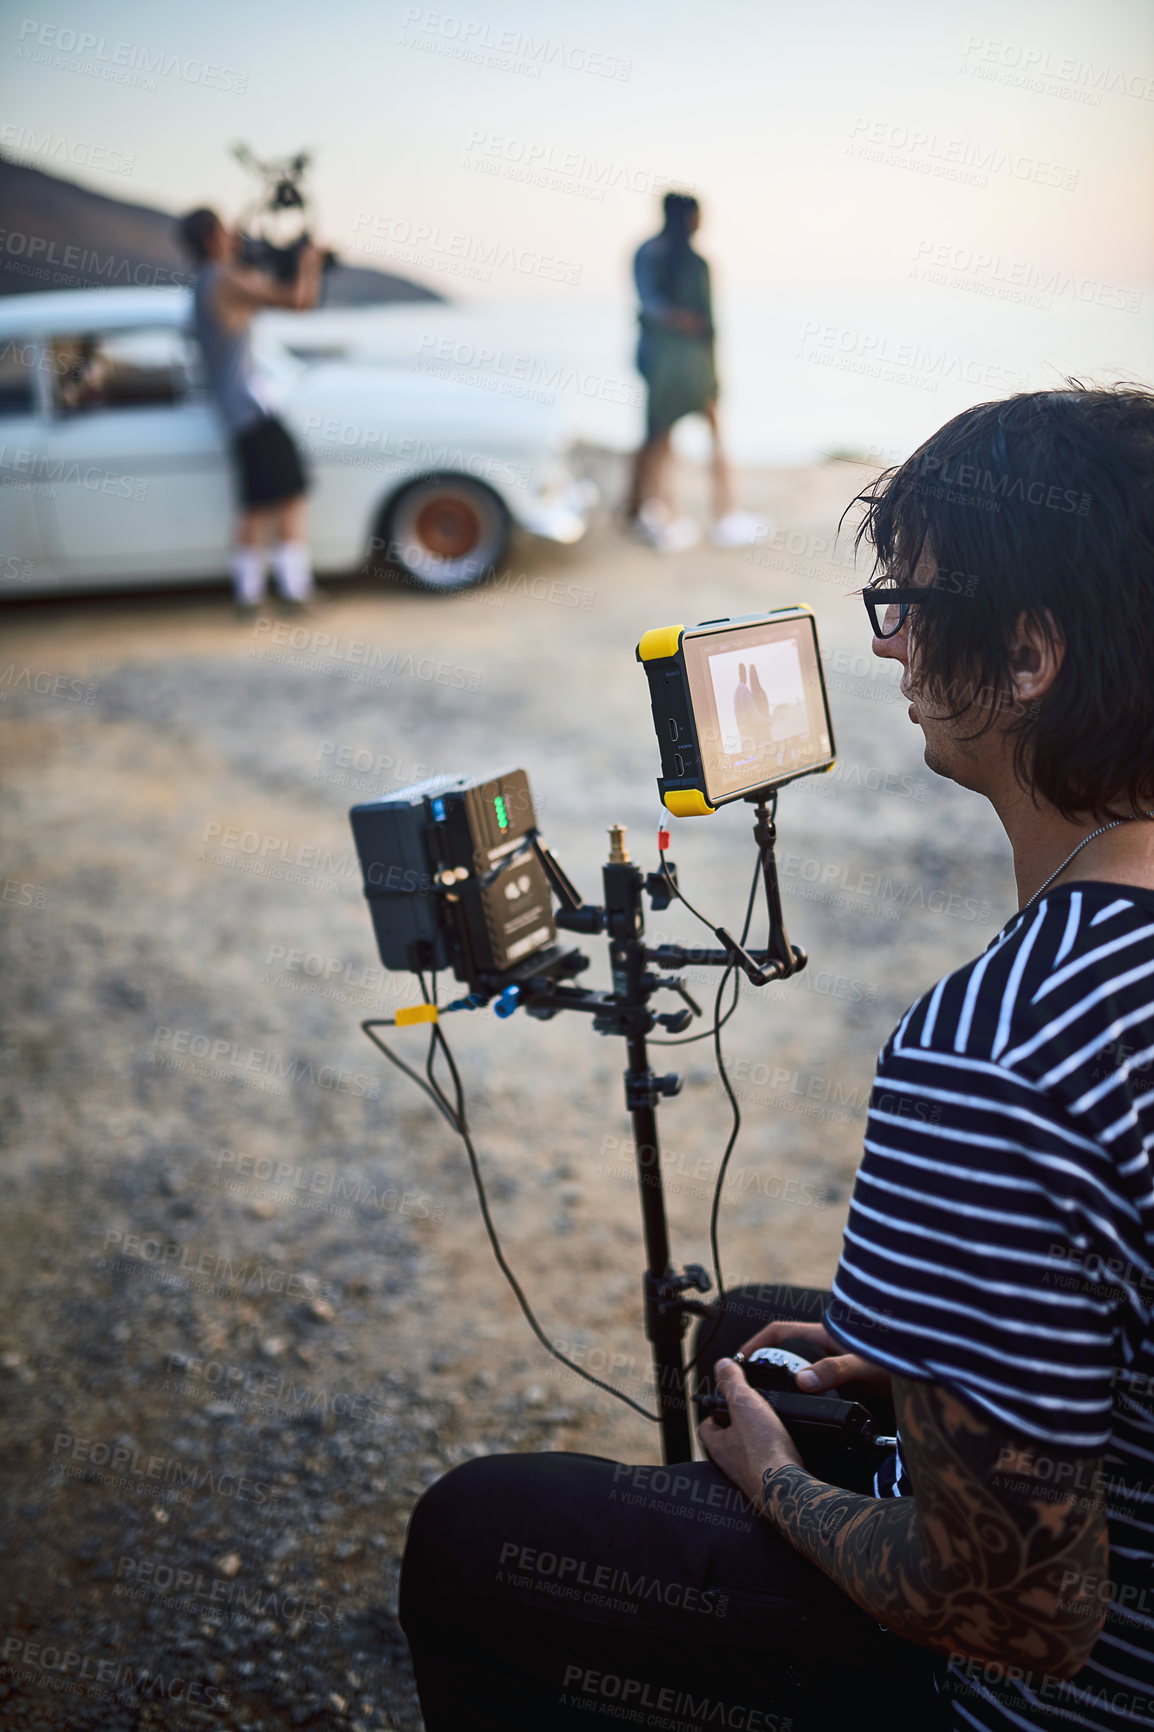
[[0, 287, 595, 595]]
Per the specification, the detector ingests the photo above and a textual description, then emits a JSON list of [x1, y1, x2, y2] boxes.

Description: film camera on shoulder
[[233, 143, 337, 285], [348, 607, 890, 1475]]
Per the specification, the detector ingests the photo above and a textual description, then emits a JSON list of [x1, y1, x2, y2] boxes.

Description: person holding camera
[[399, 384, 1154, 1731], [178, 207, 323, 612]]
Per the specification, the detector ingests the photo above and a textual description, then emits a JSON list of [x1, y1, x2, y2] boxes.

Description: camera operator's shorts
[[232, 413, 308, 509]]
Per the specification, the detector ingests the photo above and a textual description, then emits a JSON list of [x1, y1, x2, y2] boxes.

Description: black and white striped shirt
[[826, 882, 1154, 1732]]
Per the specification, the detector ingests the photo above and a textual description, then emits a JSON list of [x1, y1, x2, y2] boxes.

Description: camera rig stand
[[474, 797, 806, 1464]]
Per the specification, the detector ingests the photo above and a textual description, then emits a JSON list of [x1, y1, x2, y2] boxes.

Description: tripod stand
[[491, 795, 806, 1463]]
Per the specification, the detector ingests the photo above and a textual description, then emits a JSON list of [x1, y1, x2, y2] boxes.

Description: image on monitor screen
[[707, 638, 808, 759]]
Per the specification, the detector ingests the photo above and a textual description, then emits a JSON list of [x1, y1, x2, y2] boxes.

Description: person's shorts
[[232, 414, 308, 509], [636, 333, 719, 440]]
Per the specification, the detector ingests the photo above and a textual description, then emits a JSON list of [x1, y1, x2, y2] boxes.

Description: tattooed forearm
[[758, 1376, 1109, 1677]]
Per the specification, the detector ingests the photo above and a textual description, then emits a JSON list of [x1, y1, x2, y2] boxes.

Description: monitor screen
[[683, 614, 834, 804]]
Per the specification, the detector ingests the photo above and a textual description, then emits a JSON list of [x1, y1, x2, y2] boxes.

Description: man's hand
[[738, 1319, 891, 1397], [665, 308, 709, 337], [219, 242, 325, 319], [699, 1357, 804, 1510], [753, 1374, 1109, 1678]]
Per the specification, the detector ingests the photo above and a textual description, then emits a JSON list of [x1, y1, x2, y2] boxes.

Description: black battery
[[350, 770, 557, 981]]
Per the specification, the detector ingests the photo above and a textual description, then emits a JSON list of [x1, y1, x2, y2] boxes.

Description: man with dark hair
[[177, 206, 322, 611], [399, 385, 1154, 1731], [626, 191, 765, 553]]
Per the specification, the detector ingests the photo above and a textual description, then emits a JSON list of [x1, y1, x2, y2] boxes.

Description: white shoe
[[709, 511, 772, 549], [635, 499, 701, 554]]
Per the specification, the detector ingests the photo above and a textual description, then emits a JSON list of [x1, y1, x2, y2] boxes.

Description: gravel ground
[[0, 456, 1015, 1729]]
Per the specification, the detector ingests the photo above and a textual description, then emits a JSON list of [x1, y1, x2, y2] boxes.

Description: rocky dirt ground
[[0, 455, 1015, 1729]]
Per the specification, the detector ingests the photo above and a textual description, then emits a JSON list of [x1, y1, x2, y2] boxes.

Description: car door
[[35, 322, 233, 586], [0, 335, 51, 591]]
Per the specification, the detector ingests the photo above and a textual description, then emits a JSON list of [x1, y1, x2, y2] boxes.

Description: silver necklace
[[1027, 811, 1154, 909]]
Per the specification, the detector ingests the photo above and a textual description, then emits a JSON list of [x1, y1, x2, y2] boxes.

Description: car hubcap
[[414, 497, 481, 559], [387, 478, 507, 590]]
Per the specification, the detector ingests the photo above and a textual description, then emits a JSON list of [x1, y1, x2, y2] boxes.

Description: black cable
[[649, 848, 762, 1047], [654, 823, 773, 1371], [422, 970, 445, 1103], [361, 1009, 661, 1425], [647, 982, 740, 1048], [699, 959, 742, 1362], [679, 962, 741, 1378], [657, 853, 718, 935], [363, 1020, 464, 1135], [363, 807, 776, 1426]]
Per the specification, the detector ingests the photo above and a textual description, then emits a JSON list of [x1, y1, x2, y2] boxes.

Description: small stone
[[328, 1694, 348, 1714], [216, 1552, 242, 1578]]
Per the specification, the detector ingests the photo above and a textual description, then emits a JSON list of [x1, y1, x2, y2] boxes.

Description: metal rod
[[626, 1027, 693, 1464], [602, 849, 693, 1465]]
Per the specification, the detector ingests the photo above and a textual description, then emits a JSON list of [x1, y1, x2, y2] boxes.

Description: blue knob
[[494, 985, 521, 1019]]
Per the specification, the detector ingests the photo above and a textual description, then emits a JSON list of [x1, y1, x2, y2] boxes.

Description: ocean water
[[279, 279, 1154, 467]]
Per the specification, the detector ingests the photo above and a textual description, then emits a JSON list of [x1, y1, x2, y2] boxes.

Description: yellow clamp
[[395, 1003, 439, 1027], [637, 624, 685, 662], [663, 789, 715, 817]]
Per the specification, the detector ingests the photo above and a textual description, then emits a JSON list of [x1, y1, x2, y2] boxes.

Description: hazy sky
[[2, 0, 1152, 301]]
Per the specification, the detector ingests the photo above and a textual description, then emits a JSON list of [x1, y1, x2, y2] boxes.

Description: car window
[[0, 339, 37, 416], [49, 326, 194, 413]]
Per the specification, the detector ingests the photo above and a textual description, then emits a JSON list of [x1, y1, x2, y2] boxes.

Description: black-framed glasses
[[862, 581, 928, 640]]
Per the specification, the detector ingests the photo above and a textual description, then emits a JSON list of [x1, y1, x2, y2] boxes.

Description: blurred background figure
[[626, 192, 767, 554], [733, 659, 760, 745], [54, 336, 111, 412], [178, 207, 323, 613]]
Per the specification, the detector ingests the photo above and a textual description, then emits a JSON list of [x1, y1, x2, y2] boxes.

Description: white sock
[[231, 546, 266, 606], [271, 541, 314, 602]]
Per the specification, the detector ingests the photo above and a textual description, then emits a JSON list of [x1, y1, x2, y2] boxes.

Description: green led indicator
[[494, 794, 509, 830]]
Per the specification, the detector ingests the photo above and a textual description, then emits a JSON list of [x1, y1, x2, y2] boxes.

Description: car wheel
[[378, 475, 510, 594]]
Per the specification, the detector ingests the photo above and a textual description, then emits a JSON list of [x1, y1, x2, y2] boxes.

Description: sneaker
[[275, 588, 328, 616], [709, 511, 772, 549], [635, 499, 701, 554]]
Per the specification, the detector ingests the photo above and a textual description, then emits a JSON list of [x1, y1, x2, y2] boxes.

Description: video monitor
[[637, 608, 836, 815]]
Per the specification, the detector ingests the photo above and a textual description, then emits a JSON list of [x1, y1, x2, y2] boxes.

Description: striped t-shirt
[[825, 882, 1154, 1732]]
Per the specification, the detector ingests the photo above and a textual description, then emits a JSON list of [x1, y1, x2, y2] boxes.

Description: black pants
[[399, 1286, 945, 1730]]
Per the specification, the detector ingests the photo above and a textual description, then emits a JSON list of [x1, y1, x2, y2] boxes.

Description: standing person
[[732, 660, 761, 748], [399, 384, 1154, 1732], [626, 192, 766, 553], [177, 207, 322, 613]]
